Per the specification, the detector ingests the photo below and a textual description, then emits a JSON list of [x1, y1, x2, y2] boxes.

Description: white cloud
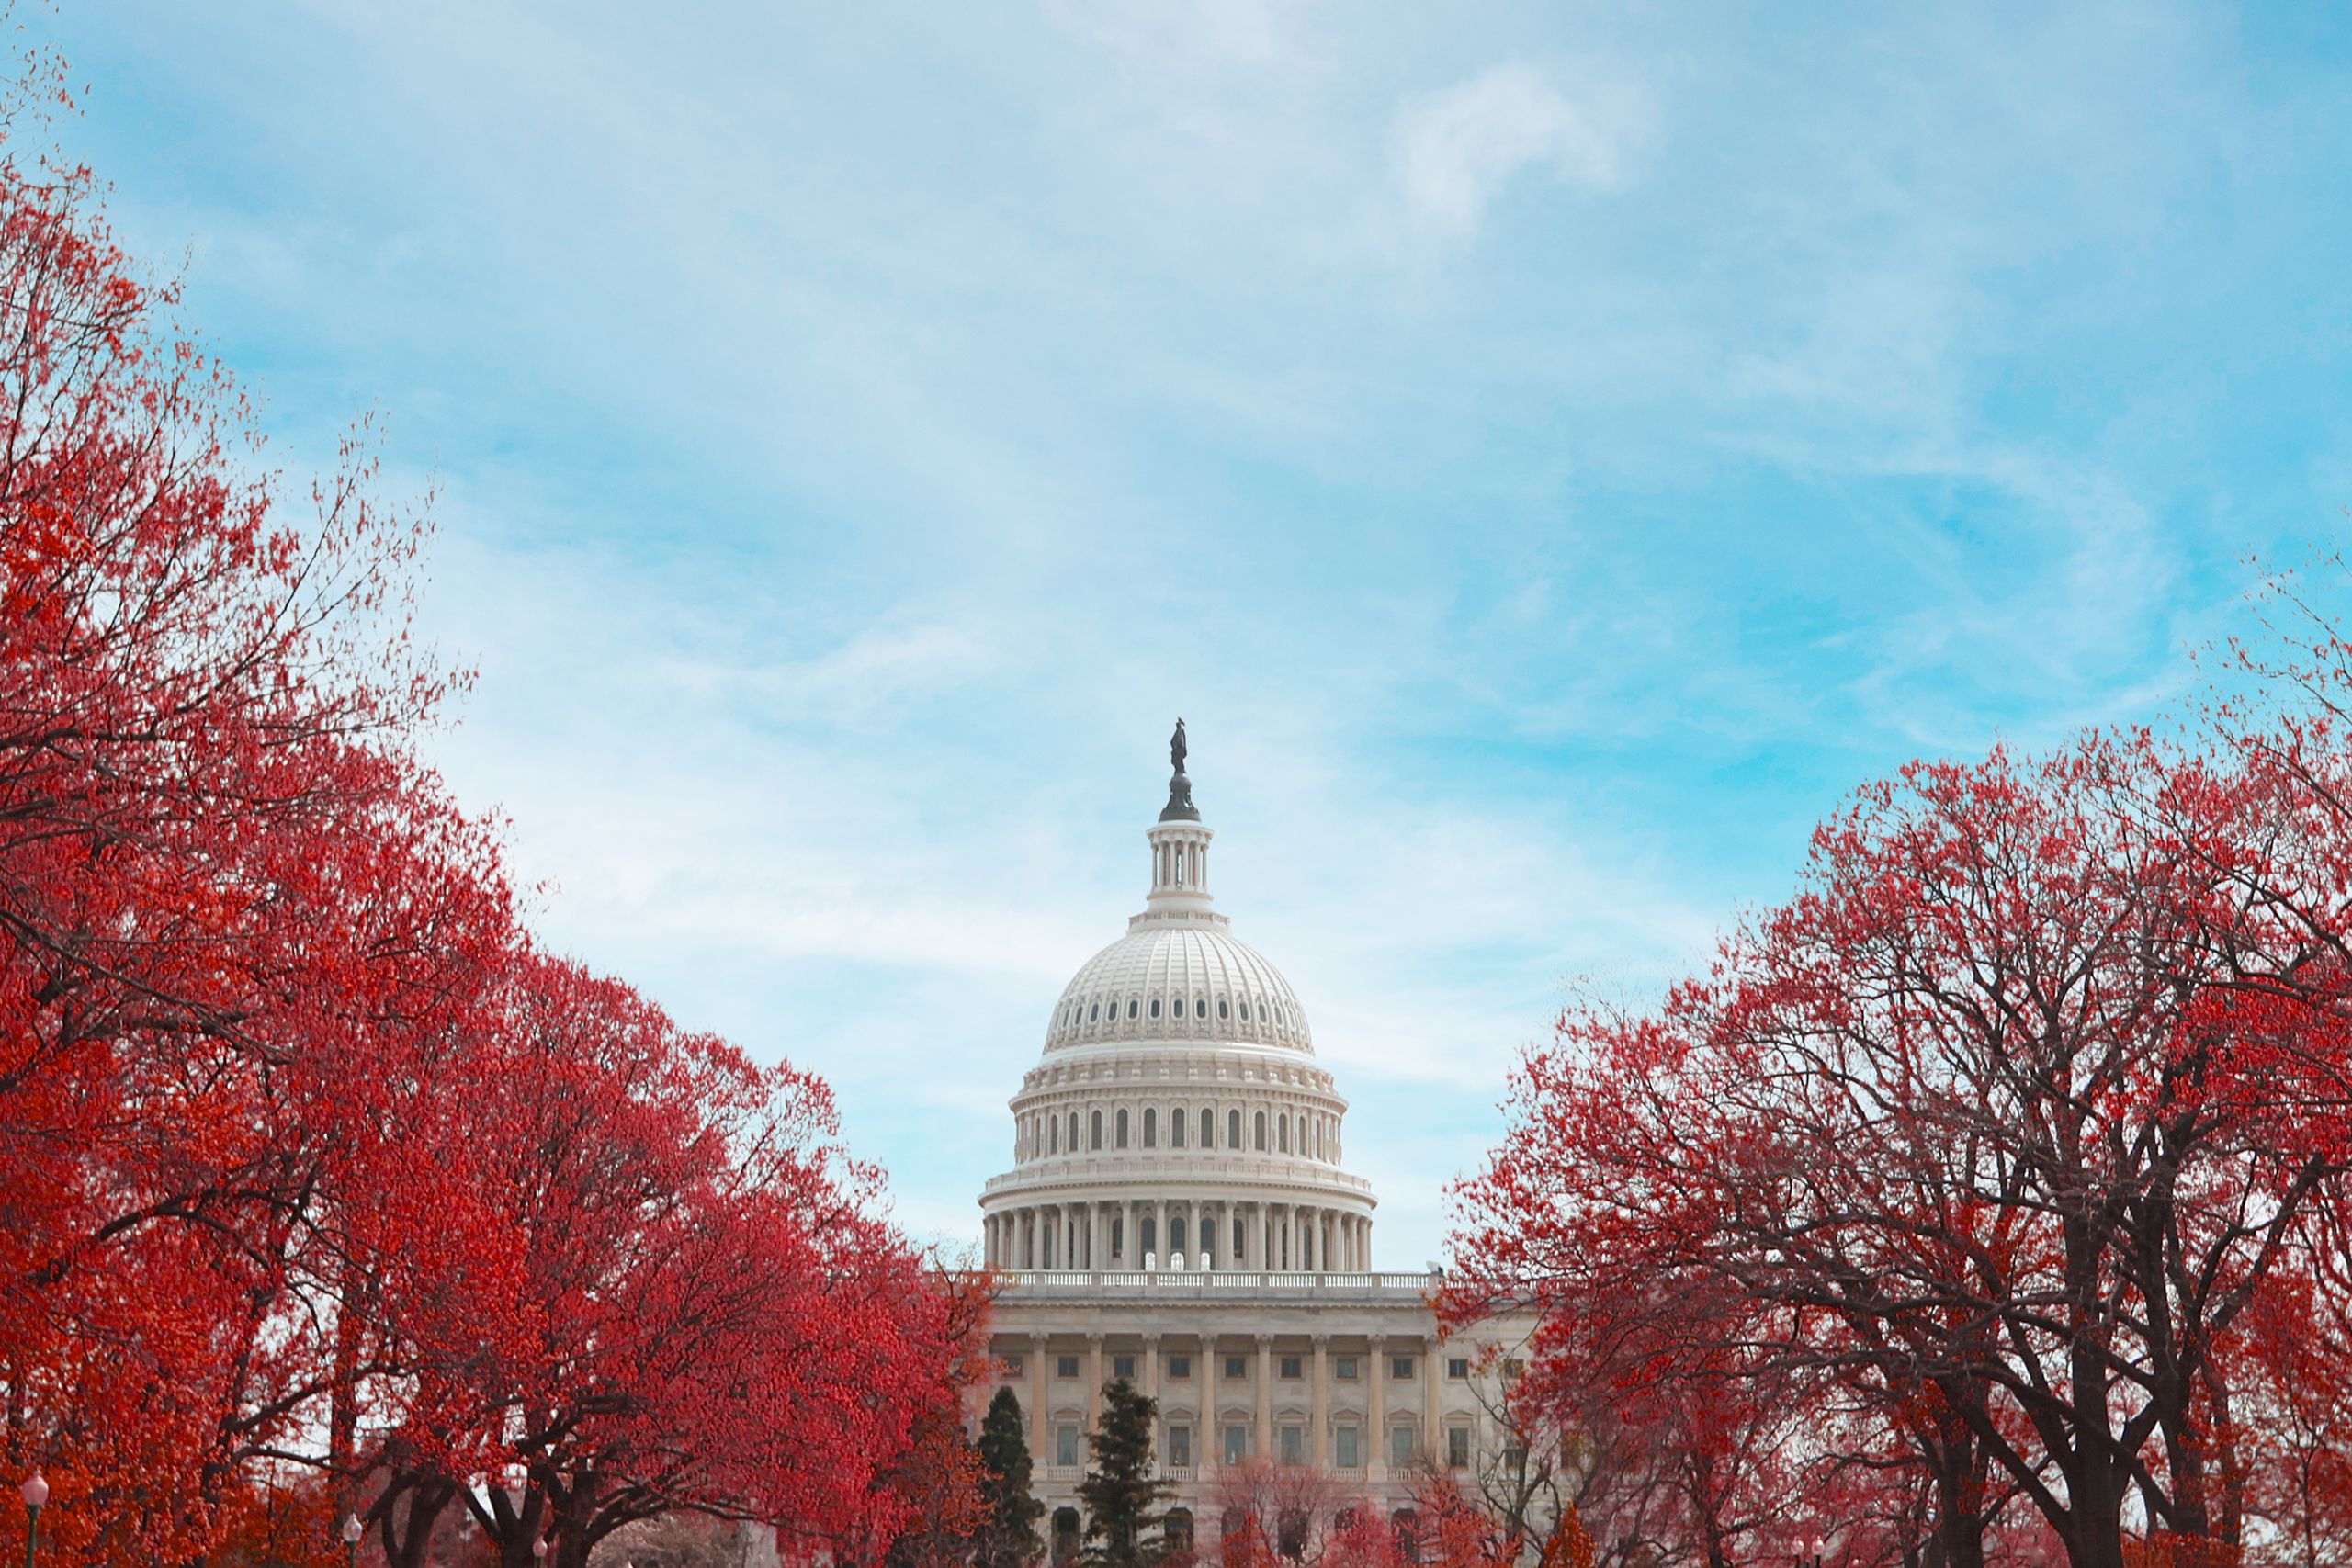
[[1394, 62, 1644, 235]]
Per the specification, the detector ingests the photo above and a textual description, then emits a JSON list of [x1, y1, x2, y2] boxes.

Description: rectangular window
[[1280, 1355, 1303, 1380], [1281, 1427, 1305, 1465], [1169, 1354, 1192, 1380], [1002, 1355, 1024, 1378], [1057, 1425, 1080, 1467], [1057, 1355, 1080, 1379], [1226, 1355, 1249, 1380], [1224, 1424, 1250, 1464], [1447, 1427, 1471, 1469], [1335, 1355, 1359, 1381], [1391, 1356, 1415, 1381], [1336, 1427, 1361, 1469], [1447, 1357, 1470, 1381], [1389, 1426, 1416, 1467], [1170, 1425, 1193, 1469], [1114, 1355, 1136, 1382], [1502, 1359, 1525, 1381]]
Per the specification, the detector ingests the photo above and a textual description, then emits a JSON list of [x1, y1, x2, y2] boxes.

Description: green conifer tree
[[977, 1385, 1047, 1568], [1079, 1378, 1174, 1568]]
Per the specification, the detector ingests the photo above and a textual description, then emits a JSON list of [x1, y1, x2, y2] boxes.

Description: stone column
[[1311, 1333, 1330, 1468], [1423, 1334, 1443, 1472], [1366, 1334, 1388, 1482], [1092, 1204, 1108, 1272], [1154, 1198, 1168, 1268], [1031, 1332, 1051, 1465], [1089, 1333, 1106, 1432], [1143, 1334, 1162, 1472], [1254, 1333, 1274, 1461], [1187, 1198, 1202, 1267], [1201, 1326, 1217, 1457]]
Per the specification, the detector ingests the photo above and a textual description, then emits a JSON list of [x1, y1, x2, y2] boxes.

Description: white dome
[[1045, 920, 1310, 1053]]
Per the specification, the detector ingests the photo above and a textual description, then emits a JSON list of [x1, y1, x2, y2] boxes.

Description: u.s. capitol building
[[978, 728, 1527, 1555]]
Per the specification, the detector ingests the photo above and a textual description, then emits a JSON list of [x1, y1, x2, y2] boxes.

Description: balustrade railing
[[980, 1268, 1437, 1295]]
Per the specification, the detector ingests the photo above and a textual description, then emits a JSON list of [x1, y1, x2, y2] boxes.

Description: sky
[[37, 1, 2352, 1266]]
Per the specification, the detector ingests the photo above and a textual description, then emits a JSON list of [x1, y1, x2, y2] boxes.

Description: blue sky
[[42, 1, 2352, 1264]]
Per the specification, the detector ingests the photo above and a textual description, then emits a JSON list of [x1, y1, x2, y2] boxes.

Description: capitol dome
[[1046, 921, 1310, 1054], [980, 723, 1375, 1278]]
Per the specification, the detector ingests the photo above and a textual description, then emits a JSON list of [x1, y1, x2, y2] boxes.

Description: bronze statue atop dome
[[1159, 717, 1199, 821]]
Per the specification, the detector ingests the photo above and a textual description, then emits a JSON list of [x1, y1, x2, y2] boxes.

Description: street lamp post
[[342, 1511, 363, 1568], [19, 1472, 48, 1568]]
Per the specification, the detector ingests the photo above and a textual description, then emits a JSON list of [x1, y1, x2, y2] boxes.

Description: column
[[1201, 1326, 1218, 1458], [1092, 1205, 1107, 1272], [1366, 1334, 1389, 1482], [1154, 1198, 1169, 1268], [1031, 1333, 1051, 1465], [1186, 1199, 1202, 1267], [1423, 1334, 1443, 1472], [1254, 1333, 1274, 1461], [1311, 1334, 1330, 1468], [1089, 1333, 1107, 1433], [1143, 1334, 1163, 1472]]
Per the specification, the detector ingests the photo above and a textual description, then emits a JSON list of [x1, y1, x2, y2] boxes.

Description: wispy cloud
[[1393, 62, 1645, 235]]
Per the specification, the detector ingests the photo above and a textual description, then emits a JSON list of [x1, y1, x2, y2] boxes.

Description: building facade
[[978, 732, 1525, 1556]]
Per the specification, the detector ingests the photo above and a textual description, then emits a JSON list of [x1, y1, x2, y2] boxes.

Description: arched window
[[1172, 1108, 1187, 1148], [1116, 1109, 1129, 1148], [1049, 1118, 1059, 1155], [1200, 1108, 1214, 1147], [1170, 1215, 1187, 1255], [1279, 1116, 1290, 1153], [1144, 1109, 1158, 1148], [1166, 1510, 1195, 1552], [1232, 1216, 1245, 1256], [1255, 1111, 1267, 1151], [1112, 1215, 1124, 1258], [1141, 1217, 1157, 1255], [1091, 1111, 1102, 1150], [1069, 1112, 1080, 1151], [1229, 1109, 1242, 1147]]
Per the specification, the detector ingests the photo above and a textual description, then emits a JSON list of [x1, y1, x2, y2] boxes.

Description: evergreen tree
[[977, 1385, 1047, 1568], [1079, 1378, 1174, 1568]]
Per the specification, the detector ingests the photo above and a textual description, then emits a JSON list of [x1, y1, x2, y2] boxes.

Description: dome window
[[1199, 1108, 1214, 1146], [1144, 1109, 1158, 1148], [1090, 1003, 1100, 1022], [1091, 1111, 1102, 1150], [1171, 1109, 1186, 1147], [1195, 998, 1207, 1019], [1149, 998, 1162, 1020], [1218, 998, 1229, 1020], [1127, 999, 1139, 1020], [1239, 1002, 1250, 1021], [1228, 1109, 1241, 1147], [1255, 1111, 1267, 1151], [1116, 1109, 1129, 1148]]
